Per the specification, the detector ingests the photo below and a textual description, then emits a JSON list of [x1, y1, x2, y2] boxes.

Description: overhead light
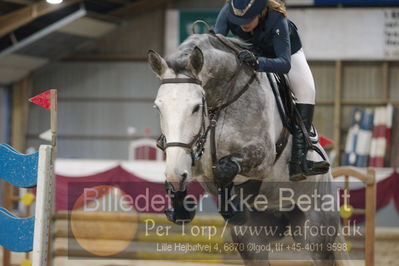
[[46, 0, 63, 4]]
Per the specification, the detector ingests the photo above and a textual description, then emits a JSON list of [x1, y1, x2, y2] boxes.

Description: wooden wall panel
[[389, 63, 399, 101], [310, 61, 336, 102], [314, 105, 334, 139], [342, 62, 383, 100]]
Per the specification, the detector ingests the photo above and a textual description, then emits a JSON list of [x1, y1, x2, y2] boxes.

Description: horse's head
[[148, 46, 205, 192]]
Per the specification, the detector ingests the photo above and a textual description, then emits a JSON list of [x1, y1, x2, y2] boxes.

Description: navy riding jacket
[[214, 3, 302, 74]]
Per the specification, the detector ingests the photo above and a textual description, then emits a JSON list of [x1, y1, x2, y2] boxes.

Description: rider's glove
[[238, 50, 259, 70]]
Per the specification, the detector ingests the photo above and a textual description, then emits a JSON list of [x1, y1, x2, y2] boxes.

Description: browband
[[161, 78, 202, 86]]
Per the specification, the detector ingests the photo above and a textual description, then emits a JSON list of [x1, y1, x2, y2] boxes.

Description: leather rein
[[157, 33, 288, 170]]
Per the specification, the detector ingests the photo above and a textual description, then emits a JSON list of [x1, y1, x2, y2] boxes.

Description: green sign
[[179, 10, 219, 43]]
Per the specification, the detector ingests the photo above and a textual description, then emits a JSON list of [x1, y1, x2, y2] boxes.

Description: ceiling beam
[[1, 0, 33, 5], [109, 0, 168, 17], [0, 0, 82, 38]]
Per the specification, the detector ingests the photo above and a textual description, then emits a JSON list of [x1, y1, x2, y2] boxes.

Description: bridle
[[156, 78, 210, 164]]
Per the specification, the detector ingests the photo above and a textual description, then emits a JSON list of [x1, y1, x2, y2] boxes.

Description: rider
[[214, 0, 330, 181]]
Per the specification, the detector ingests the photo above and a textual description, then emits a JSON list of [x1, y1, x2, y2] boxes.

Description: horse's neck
[[201, 50, 284, 146], [205, 70, 284, 144], [251, 73, 284, 147], [200, 50, 239, 107]]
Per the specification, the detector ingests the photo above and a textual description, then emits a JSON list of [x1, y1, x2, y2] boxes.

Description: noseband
[[161, 78, 202, 86]]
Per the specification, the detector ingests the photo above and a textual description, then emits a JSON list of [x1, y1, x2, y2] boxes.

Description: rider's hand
[[238, 50, 259, 70]]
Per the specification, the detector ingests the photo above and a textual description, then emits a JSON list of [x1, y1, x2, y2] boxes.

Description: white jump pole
[[31, 145, 54, 266]]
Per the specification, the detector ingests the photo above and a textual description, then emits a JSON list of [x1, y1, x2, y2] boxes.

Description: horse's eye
[[192, 104, 201, 114]]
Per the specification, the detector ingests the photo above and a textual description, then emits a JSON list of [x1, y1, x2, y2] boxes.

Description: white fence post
[[32, 145, 54, 266]]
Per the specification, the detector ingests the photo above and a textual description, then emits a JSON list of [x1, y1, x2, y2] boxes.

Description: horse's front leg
[[213, 143, 268, 224], [164, 182, 197, 224]]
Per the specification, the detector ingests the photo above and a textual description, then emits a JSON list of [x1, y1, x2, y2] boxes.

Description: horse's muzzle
[[165, 180, 197, 224]]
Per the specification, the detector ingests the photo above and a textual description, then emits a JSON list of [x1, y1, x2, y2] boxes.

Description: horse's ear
[[189, 46, 204, 76], [147, 50, 168, 78]]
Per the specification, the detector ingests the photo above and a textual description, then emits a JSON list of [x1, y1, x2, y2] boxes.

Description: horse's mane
[[220, 35, 251, 50], [166, 34, 250, 77]]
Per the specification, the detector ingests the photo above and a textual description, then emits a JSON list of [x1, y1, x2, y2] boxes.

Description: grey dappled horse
[[148, 33, 346, 266]]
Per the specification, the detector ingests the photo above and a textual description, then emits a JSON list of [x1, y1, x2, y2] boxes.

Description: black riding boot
[[289, 104, 330, 181]]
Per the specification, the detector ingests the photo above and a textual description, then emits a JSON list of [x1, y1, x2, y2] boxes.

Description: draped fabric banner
[[341, 172, 399, 223], [55, 165, 204, 212]]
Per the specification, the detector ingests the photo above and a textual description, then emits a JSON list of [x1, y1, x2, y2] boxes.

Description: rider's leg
[[286, 49, 329, 181], [286, 49, 316, 106]]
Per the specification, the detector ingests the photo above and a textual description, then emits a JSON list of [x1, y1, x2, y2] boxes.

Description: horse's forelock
[[166, 47, 193, 77]]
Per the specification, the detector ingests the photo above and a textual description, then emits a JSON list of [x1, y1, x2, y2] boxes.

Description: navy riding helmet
[[227, 0, 268, 25]]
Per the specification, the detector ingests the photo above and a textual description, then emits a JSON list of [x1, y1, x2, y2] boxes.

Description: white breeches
[[285, 48, 316, 105]]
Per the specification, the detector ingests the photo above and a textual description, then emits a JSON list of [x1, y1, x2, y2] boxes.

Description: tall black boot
[[289, 104, 330, 181]]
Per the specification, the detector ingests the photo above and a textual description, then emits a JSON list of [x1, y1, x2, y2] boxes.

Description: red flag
[[320, 136, 333, 148], [29, 90, 52, 109]]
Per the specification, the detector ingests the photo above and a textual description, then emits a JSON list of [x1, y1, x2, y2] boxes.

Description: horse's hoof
[[165, 207, 196, 225]]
